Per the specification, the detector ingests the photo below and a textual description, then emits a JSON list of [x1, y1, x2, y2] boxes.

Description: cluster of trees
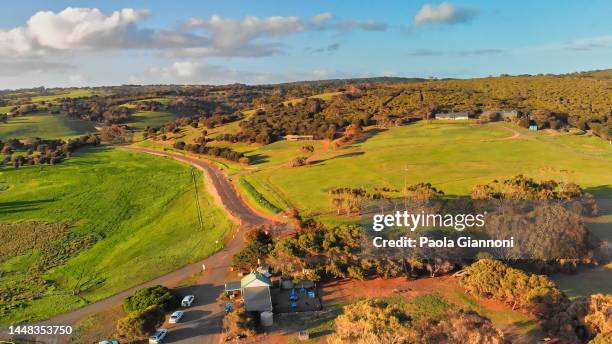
[[6, 104, 38, 116], [116, 285, 180, 342], [1, 134, 101, 168], [132, 100, 166, 112], [460, 259, 611, 342], [328, 187, 370, 215], [59, 97, 133, 124], [172, 140, 247, 163], [212, 73, 612, 145], [215, 99, 348, 144], [472, 175, 589, 201], [100, 125, 133, 144], [330, 299, 506, 344]]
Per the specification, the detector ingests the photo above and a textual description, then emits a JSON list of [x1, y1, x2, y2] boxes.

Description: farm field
[[0, 112, 96, 140], [0, 147, 233, 324], [232, 122, 612, 217], [126, 110, 177, 130], [30, 89, 96, 102]]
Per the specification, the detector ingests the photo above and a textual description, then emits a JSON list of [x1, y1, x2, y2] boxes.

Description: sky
[[1, 0, 612, 88]]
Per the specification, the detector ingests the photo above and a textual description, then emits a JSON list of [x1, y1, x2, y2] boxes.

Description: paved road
[[5, 147, 272, 344]]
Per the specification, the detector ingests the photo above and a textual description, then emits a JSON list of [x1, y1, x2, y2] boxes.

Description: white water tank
[[260, 311, 273, 327]]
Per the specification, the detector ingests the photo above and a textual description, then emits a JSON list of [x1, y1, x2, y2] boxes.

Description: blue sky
[[1, 1, 611, 88]]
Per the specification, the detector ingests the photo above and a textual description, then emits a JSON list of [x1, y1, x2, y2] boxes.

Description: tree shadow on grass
[[308, 151, 365, 165], [0, 199, 55, 214], [247, 153, 269, 165]]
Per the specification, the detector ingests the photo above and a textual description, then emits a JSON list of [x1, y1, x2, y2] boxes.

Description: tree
[[231, 228, 272, 271], [300, 145, 314, 154], [290, 156, 308, 167], [584, 294, 612, 339], [123, 285, 179, 313]]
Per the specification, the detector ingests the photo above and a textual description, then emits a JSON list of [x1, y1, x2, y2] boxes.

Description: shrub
[[115, 305, 164, 342], [421, 310, 506, 344], [585, 294, 612, 339], [329, 299, 416, 344], [123, 285, 179, 313]]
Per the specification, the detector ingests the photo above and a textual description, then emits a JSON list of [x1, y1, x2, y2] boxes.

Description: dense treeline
[[1, 134, 101, 168], [217, 73, 612, 144], [216, 98, 350, 144], [58, 97, 133, 124], [172, 140, 247, 163]]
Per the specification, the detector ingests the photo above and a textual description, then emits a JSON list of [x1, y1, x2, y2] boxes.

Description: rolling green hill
[[0, 112, 96, 140], [0, 147, 233, 324], [195, 121, 612, 222]]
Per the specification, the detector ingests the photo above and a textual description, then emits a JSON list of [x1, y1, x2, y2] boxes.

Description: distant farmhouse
[[283, 135, 314, 141], [434, 112, 469, 120], [226, 272, 273, 312]]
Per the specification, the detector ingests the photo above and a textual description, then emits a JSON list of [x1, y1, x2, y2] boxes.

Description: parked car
[[181, 295, 195, 307], [149, 329, 168, 343], [169, 310, 184, 324], [98, 341, 119, 344]]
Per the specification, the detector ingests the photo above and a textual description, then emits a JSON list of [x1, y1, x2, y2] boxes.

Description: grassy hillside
[[0, 147, 233, 324], [127, 110, 177, 130], [210, 122, 612, 218], [0, 112, 96, 140], [30, 89, 95, 102]]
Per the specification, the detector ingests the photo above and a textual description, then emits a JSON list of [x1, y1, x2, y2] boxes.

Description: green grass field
[[237, 122, 612, 217], [127, 110, 177, 130], [282, 91, 344, 106], [30, 89, 96, 102], [0, 112, 96, 140], [0, 147, 233, 324]]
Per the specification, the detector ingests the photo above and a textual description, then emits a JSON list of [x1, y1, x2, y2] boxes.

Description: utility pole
[[191, 168, 204, 230]]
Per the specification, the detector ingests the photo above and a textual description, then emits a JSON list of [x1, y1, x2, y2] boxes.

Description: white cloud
[[176, 13, 386, 57], [413, 3, 478, 26], [562, 35, 612, 51], [0, 7, 154, 56], [138, 61, 270, 84], [0, 8, 387, 59]]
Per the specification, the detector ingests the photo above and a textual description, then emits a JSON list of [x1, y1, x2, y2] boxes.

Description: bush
[[459, 259, 575, 336], [329, 299, 416, 344], [585, 294, 612, 340], [421, 310, 506, 344], [224, 307, 258, 340], [123, 285, 179, 313], [115, 305, 164, 342]]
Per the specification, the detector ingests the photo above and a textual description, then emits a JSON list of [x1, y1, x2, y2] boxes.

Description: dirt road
[[6, 147, 272, 344]]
